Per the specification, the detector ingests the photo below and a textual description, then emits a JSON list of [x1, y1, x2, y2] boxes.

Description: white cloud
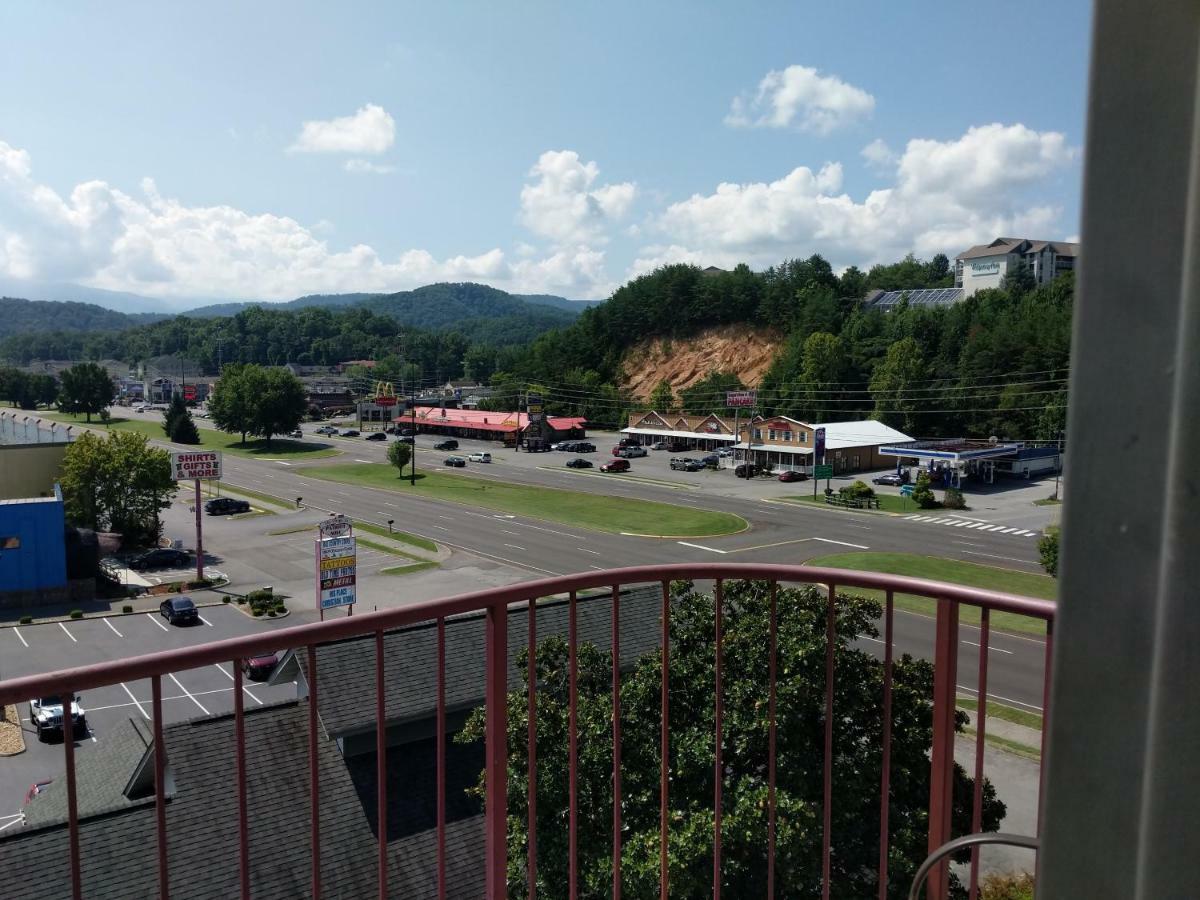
[[0, 139, 615, 300], [344, 159, 395, 175], [726, 65, 875, 135], [288, 104, 395, 155], [639, 122, 1079, 278], [861, 138, 897, 172], [519, 150, 636, 245]]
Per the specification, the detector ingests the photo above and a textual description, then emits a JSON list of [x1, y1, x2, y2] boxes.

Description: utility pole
[[409, 386, 417, 487]]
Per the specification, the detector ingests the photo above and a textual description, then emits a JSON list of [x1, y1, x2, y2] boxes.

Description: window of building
[[768, 428, 777, 440], [781, 430, 792, 441], [799, 432, 807, 443], [753, 428, 762, 441]]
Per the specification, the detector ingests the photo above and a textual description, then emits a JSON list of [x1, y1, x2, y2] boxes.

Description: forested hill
[[0, 297, 167, 338]]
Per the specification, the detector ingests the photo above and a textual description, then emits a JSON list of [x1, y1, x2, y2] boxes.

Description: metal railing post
[[485, 600, 509, 900], [926, 598, 960, 900]]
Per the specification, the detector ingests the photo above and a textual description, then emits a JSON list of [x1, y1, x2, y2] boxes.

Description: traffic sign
[[814, 464, 833, 479], [899, 484, 915, 497]]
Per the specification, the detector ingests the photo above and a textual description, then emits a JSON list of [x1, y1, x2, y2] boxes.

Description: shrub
[[267, 609, 277, 618], [122, 605, 133, 614], [252, 608, 263, 617], [942, 486, 968, 510], [19, 615, 33, 625], [222, 596, 231, 604], [1038, 527, 1060, 576], [69, 609, 83, 619], [912, 471, 940, 509], [245, 588, 274, 605], [980, 872, 1035, 900], [839, 480, 875, 501], [274, 603, 287, 614]]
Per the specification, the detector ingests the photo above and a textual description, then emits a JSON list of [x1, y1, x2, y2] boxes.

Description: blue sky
[[0, 1, 1092, 303]]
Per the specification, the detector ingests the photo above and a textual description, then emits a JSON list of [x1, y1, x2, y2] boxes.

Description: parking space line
[[504, 543, 527, 551], [12, 628, 28, 648], [168, 673, 210, 716], [120, 683, 150, 720], [146, 612, 169, 632], [197, 614, 214, 627], [0, 817, 24, 834], [58, 622, 77, 643], [214, 664, 264, 706], [102, 618, 123, 638]]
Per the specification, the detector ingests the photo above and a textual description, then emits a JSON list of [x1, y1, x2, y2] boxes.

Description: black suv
[[435, 439, 459, 451], [573, 442, 596, 453], [160, 596, 199, 625], [735, 463, 761, 478], [205, 497, 250, 516]]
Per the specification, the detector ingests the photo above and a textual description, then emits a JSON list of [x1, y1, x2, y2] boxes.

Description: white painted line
[[983, 525, 1007, 532], [905, 515, 921, 520], [999, 528, 1018, 534], [962, 550, 1042, 565], [952, 521, 971, 527], [355, 459, 373, 463], [58, 622, 77, 643], [677, 541, 728, 554], [102, 618, 124, 638], [504, 543, 527, 551], [932, 519, 952, 525], [198, 614, 214, 627], [119, 683, 150, 720], [810, 537, 870, 550], [214, 664, 264, 706], [432, 525, 449, 531], [957, 685, 1043, 713], [1014, 530, 1034, 536], [168, 673, 210, 716], [502, 529, 520, 536], [860, 635, 885, 644], [965, 523, 985, 529], [589, 565, 606, 570], [952, 541, 986, 548], [12, 628, 28, 648], [0, 817, 24, 834], [438, 515, 453, 520], [962, 639, 1014, 655], [576, 547, 602, 556], [147, 612, 169, 632]]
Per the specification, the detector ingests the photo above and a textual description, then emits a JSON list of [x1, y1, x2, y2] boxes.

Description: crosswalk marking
[[899, 514, 1043, 540]]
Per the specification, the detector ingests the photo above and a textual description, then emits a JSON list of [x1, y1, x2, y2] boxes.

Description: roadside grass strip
[[380, 561, 439, 576], [804, 551, 1054, 635], [957, 697, 1043, 731], [540, 466, 700, 491], [206, 482, 295, 509], [782, 493, 925, 514], [304, 463, 747, 537], [353, 521, 438, 553]]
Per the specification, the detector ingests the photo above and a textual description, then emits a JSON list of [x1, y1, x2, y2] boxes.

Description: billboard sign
[[318, 515, 353, 539], [316, 534, 356, 610], [725, 390, 757, 408], [814, 427, 826, 464], [171, 450, 222, 481], [527, 392, 544, 423]]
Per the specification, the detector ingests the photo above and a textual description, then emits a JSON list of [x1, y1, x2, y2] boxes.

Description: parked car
[[573, 442, 596, 453], [872, 471, 907, 486], [398, 435, 415, 444], [339, 429, 360, 437], [434, 439, 459, 451], [566, 458, 593, 469], [700, 454, 721, 469], [616, 437, 636, 448], [205, 497, 250, 516], [364, 432, 386, 441], [315, 425, 338, 436], [778, 470, 807, 483], [288, 428, 304, 439], [650, 441, 668, 450], [717, 448, 734, 457], [241, 653, 278, 681], [28, 696, 86, 741], [444, 456, 467, 467], [468, 452, 491, 463], [160, 596, 199, 626], [618, 446, 648, 458], [669, 457, 703, 472], [735, 463, 761, 478], [129, 547, 192, 570], [600, 458, 631, 473]]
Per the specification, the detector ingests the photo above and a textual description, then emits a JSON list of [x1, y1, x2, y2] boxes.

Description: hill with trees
[[0, 297, 166, 338]]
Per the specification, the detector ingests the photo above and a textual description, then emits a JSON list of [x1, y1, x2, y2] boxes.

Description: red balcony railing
[[0, 563, 1055, 900]]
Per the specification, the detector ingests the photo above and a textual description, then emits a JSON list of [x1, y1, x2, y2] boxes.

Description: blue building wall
[[0, 494, 67, 592]]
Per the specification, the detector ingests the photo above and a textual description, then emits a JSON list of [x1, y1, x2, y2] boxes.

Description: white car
[[29, 695, 87, 741], [468, 452, 492, 463]]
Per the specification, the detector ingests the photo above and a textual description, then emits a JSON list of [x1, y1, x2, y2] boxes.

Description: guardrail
[[0, 563, 1054, 900]]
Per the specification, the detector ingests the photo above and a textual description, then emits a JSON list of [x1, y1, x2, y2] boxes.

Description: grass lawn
[[380, 561, 439, 577], [40, 412, 342, 459], [1033, 497, 1062, 506], [268, 520, 438, 553], [784, 493, 935, 514], [957, 697, 1043, 731], [305, 463, 748, 537], [804, 552, 1055, 635]]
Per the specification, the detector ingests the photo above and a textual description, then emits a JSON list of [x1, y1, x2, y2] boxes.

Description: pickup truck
[[617, 446, 648, 458], [669, 457, 703, 472], [29, 695, 87, 741]]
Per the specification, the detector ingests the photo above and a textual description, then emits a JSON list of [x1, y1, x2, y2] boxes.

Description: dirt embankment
[[618, 324, 782, 400]]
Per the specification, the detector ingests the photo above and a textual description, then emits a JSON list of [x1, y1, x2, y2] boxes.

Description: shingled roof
[[287, 585, 665, 738]]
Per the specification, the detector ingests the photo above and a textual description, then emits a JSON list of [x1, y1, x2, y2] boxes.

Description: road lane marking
[[811, 537, 869, 550], [119, 683, 150, 720], [965, 523, 985, 529], [677, 541, 728, 554], [168, 673, 210, 716], [576, 547, 602, 555], [962, 550, 1041, 565], [147, 613, 170, 632], [504, 543, 527, 551], [432, 525, 449, 531], [502, 529, 520, 536], [999, 528, 1018, 534], [102, 618, 124, 638], [952, 540, 986, 548], [962, 639, 1014, 655], [12, 628, 28, 648], [957, 685, 1043, 713], [214, 664, 264, 705], [438, 515, 453, 520], [198, 614, 214, 627], [952, 521, 970, 527], [58, 622, 77, 643], [589, 565, 606, 570]]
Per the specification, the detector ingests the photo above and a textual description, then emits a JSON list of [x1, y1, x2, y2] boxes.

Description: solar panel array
[[869, 287, 964, 308]]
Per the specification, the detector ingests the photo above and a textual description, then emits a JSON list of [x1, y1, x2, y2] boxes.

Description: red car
[[600, 458, 630, 473], [778, 470, 807, 483], [241, 653, 279, 681]]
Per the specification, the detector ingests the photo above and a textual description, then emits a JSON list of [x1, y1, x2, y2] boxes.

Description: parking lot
[[0, 604, 299, 825]]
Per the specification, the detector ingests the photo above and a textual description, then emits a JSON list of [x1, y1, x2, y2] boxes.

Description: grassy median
[[39, 412, 342, 459], [305, 463, 748, 537], [805, 551, 1055, 635]]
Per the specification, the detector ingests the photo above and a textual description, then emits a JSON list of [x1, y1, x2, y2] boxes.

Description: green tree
[[386, 439, 412, 475], [57, 362, 113, 422], [461, 581, 1003, 899], [60, 431, 176, 545], [648, 379, 676, 413], [912, 470, 938, 509], [209, 364, 257, 444], [1038, 528, 1060, 577], [798, 332, 845, 420], [162, 394, 200, 444], [870, 337, 927, 434], [253, 367, 307, 447], [29, 374, 58, 408], [0, 367, 30, 407], [999, 263, 1036, 299]]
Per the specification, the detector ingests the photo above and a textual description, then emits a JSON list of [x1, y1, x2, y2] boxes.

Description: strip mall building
[[622, 411, 913, 475], [397, 406, 587, 447]]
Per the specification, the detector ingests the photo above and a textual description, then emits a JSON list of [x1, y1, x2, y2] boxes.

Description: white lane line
[[589, 565, 606, 571], [957, 685, 1043, 713], [58, 622, 77, 643], [214, 664, 264, 705], [962, 639, 1014, 655], [102, 618, 124, 638], [147, 612, 170, 632], [677, 541, 728, 554], [860, 635, 885, 644], [811, 537, 870, 550], [504, 543, 527, 551], [297, 481, 310, 487], [576, 547, 602, 556], [952, 540, 986, 548], [963, 550, 1042, 565], [119, 683, 150, 720], [438, 515, 453, 520], [197, 614, 214, 627], [12, 628, 28, 648], [168, 673, 210, 716], [376, 511, 391, 517], [463, 510, 491, 518], [432, 525, 450, 531]]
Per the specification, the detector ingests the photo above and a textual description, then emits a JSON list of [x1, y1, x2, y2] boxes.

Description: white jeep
[[29, 695, 86, 741]]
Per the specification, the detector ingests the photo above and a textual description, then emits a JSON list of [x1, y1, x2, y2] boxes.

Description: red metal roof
[[395, 408, 586, 431]]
